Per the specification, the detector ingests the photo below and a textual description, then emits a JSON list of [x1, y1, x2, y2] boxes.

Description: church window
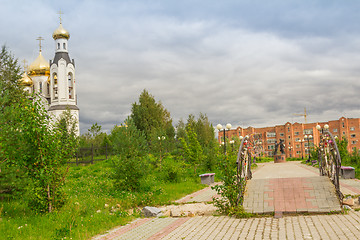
[[63, 43, 66, 50], [39, 82, 42, 93], [47, 83, 50, 94], [53, 73, 58, 99], [57, 43, 60, 49], [68, 73, 73, 99]]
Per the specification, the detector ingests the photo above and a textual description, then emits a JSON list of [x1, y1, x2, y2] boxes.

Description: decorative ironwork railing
[[318, 130, 343, 201]]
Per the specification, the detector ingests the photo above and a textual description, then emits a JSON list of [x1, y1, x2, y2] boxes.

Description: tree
[[0, 45, 27, 199], [55, 108, 79, 158], [131, 89, 175, 142], [110, 118, 149, 191], [0, 46, 77, 212], [180, 128, 204, 174]]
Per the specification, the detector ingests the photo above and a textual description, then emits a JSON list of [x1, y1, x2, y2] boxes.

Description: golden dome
[[28, 52, 50, 76], [52, 23, 70, 40], [19, 72, 33, 86]]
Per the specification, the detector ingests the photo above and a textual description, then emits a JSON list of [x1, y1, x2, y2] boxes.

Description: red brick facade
[[218, 117, 360, 158]]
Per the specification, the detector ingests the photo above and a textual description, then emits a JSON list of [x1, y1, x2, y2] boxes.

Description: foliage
[[0, 158, 206, 240], [110, 118, 148, 158], [158, 155, 186, 183], [0, 163, 29, 200], [109, 118, 149, 191], [177, 113, 218, 171], [0, 46, 78, 212], [212, 154, 247, 216], [1, 97, 78, 213], [55, 108, 79, 158], [79, 123, 108, 149], [131, 89, 175, 143], [180, 128, 204, 174]]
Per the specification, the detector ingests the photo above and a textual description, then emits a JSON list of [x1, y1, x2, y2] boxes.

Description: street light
[[217, 123, 232, 155], [300, 139, 304, 159], [304, 134, 313, 162], [288, 146, 293, 158]]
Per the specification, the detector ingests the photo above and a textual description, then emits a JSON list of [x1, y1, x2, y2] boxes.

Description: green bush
[[159, 155, 185, 183]]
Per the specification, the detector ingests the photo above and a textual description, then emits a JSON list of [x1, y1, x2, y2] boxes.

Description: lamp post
[[304, 134, 313, 162], [300, 139, 304, 159], [288, 146, 293, 158], [217, 123, 232, 155]]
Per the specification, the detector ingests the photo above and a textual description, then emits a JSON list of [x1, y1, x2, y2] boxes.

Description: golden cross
[[36, 36, 44, 52], [22, 59, 27, 71], [58, 10, 63, 24]]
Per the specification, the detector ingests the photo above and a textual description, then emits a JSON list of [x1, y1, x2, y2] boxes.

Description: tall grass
[[0, 158, 206, 239]]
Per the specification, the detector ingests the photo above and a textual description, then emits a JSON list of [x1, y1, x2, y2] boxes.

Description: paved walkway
[[299, 163, 360, 196], [94, 212, 360, 239], [243, 162, 342, 214], [93, 162, 360, 239]]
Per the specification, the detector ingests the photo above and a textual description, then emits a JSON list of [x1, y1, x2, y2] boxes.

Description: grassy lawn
[[0, 158, 207, 240]]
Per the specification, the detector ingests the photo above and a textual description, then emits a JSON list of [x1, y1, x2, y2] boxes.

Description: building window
[[288, 136, 291, 139], [333, 129, 338, 132], [294, 132, 299, 135], [53, 73, 58, 99], [68, 73, 73, 99], [287, 127, 290, 132], [47, 83, 49, 94], [342, 122, 345, 128], [296, 151, 301, 154], [266, 132, 276, 138], [304, 129, 313, 134], [351, 134, 356, 138], [267, 139, 276, 144], [57, 43, 60, 49], [280, 133, 284, 137], [350, 127, 355, 131], [296, 144, 300, 148], [39, 82, 42, 93], [295, 138, 300, 142], [268, 145, 275, 150], [351, 141, 357, 144], [343, 132, 346, 135], [63, 43, 66, 50], [268, 151, 274, 157]]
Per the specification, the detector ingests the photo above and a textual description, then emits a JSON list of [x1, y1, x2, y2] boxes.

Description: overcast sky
[[2, 0, 360, 134]]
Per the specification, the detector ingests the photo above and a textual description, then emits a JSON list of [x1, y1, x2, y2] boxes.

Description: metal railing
[[318, 130, 343, 201], [236, 135, 253, 206], [67, 144, 112, 165]]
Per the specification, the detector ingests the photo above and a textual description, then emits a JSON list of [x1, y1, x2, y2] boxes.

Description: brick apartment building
[[218, 117, 360, 158]]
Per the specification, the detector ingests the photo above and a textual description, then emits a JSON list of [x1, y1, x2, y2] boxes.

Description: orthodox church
[[20, 17, 80, 136]]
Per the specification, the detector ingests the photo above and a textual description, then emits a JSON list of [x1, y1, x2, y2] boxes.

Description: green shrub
[[159, 155, 185, 183]]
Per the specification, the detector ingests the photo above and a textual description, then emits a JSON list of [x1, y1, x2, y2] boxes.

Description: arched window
[[57, 43, 60, 49], [53, 73, 58, 99], [68, 73, 73, 99], [39, 82, 42, 93], [63, 43, 66, 50]]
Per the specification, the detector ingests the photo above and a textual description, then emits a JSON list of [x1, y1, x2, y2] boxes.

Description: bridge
[[238, 125, 344, 215]]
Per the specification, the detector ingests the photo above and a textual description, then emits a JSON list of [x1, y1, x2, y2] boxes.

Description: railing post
[[91, 144, 94, 164]]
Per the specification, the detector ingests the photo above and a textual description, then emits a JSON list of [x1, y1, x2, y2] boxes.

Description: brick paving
[[243, 162, 342, 214], [175, 183, 220, 203], [94, 212, 360, 239], [299, 162, 360, 196]]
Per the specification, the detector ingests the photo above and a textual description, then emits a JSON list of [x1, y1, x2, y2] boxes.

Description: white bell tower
[[49, 13, 80, 135]]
